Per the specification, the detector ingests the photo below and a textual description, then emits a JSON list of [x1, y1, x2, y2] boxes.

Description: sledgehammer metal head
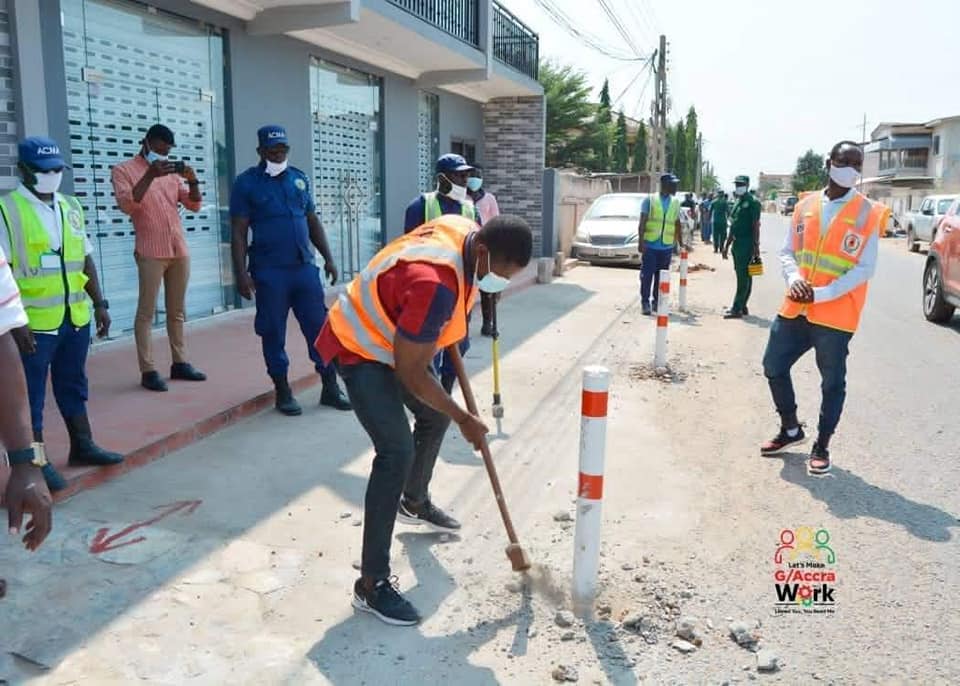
[[506, 543, 531, 572]]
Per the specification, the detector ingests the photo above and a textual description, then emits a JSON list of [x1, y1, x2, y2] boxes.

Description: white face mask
[[829, 164, 860, 189], [477, 251, 510, 294], [733, 186, 747, 197], [145, 149, 167, 164], [441, 174, 469, 204], [33, 170, 64, 194], [265, 159, 288, 177]]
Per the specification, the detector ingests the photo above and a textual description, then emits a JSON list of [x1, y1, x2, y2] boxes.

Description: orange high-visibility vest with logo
[[325, 215, 479, 367], [780, 190, 882, 333]]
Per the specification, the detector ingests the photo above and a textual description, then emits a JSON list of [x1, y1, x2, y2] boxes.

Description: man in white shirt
[[760, 141, 881, 475], [0, 244, 54, 584]]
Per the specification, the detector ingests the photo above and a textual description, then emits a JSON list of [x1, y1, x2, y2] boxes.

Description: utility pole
[[647, 34, 668, 179], [695, 133, 703, 194]]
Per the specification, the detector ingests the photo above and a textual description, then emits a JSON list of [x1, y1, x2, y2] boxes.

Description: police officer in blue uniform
[[229, 125, 350, 415]]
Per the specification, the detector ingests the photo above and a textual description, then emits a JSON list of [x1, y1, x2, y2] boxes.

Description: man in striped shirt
[[0, 243, 54, 569], [112, 124, 207, 392]]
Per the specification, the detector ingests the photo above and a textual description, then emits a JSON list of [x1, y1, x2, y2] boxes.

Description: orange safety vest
[[780, 190, 882, 333], [325, 215, 479, 366]]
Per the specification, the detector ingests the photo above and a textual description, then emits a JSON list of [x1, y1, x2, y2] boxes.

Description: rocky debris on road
[[621, 611, 646, 631], [351, 560, 361, 571], [756, 649, 780, 672], [672, 639, 698, 653], [555, 610, 576, 628], [560, 631, 576, 641], [552, 664, 579, 682], [676, 616, 703, 645], [688, 263, 716, 272], [339, 512, 352, 519], [553, 511, 573, 522], [729, 620, 760, 651], [629, 363, 689, 384]]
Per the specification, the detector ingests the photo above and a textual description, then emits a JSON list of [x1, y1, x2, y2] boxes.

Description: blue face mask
[[467, 177, 483, 192], [477, 252, 510, 293], [145, 149, 167, 164]]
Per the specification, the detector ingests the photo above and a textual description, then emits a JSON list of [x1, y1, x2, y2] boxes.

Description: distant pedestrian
[[700, 193, 714, 244], [760, 141, 883, 475], [112, 124, 207, 392], [229, 125, 351, 416], [637, 173, 681, 316], [467, 165, 501, 338], [711, 191, 730, 254], [680, 191, 697, 246], [721, 175, 761, 318]]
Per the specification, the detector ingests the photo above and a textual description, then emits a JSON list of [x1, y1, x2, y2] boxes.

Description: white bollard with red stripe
[[572, 366, 611, 620], [654, 269, 671, 368], [678, 249, 688, 312]]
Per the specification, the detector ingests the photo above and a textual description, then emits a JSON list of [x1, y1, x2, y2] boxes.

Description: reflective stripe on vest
[[326, 215, 479, 366], [424, 192, 475, 223], [0, 191, 91, 330], [643, 196, 679, 245], [779, 191, 878, 332]]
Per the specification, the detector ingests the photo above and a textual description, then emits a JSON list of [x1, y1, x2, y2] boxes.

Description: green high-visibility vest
[[424, 191, 476, 223], [0, 190, 90, 331], [644, 195, 679, 245]]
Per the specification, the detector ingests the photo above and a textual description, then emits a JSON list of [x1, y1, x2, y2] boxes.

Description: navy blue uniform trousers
[[21, 318, 90, 434], [253, 263, 332, 379]]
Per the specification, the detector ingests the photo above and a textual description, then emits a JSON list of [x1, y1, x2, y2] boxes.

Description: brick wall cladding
[[0, 0, 15, 192], [483, 95, 545, 256]]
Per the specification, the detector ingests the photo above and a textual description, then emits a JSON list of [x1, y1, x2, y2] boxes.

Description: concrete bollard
[[537, 257, 555, 284], [679, 250, 688, 312], [554, 252, 566, 277], [572, 365, 611, 620], [654, 269, 670, 368]]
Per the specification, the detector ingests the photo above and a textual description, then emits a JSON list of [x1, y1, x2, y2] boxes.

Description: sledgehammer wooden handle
[[446, 344, 521, 545]]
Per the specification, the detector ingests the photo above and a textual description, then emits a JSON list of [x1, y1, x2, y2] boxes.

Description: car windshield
[[586, 195, 645, 220], [937, 199, 954, 214]]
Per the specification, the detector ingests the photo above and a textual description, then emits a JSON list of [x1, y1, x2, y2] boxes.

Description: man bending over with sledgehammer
[[315, 214, 533, 625]]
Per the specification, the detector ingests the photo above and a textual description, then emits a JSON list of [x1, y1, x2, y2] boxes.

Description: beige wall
[[554, 172, 613, 256]]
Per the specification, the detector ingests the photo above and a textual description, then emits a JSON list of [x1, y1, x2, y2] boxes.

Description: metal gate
[[310, 58, 384, 279], [61, 0, 227, 333]]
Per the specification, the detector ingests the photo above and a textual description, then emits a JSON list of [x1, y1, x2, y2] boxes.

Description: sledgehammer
[[447, 344, 531, 573]]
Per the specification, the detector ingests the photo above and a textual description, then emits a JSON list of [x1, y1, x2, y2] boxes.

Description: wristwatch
[[94, 299, 109, 311], [6, 443, 48, 467]]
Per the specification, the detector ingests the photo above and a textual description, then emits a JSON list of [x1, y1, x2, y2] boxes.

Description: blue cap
[[436, 153, 474, 174], [257, 125, 289, 148], [660, 172, 679, 183], [19, 136, 69, 171]]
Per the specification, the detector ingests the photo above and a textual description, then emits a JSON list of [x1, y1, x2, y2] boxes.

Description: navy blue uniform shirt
[[230, 162, 316, 270]]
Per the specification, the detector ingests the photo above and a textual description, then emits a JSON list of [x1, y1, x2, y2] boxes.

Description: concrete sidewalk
[[0, 264, 539, 500]]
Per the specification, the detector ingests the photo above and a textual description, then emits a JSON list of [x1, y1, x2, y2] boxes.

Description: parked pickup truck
[[905, 194, 957, 252]]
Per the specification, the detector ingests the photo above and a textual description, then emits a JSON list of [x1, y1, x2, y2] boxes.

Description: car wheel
[[907, 227, 919, 252], [923, 260, 955, 323]]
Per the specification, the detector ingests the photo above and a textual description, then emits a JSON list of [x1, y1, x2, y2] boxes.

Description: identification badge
[[40, 252, 61, 270], [841, 231, 863, 256]]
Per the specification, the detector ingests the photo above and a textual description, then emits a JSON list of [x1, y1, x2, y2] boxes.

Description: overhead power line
[[597, 0, 644, 58], [534, 0, 650, 62]]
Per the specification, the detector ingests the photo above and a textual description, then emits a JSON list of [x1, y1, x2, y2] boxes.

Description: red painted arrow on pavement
[[89, 500, 202, 554]]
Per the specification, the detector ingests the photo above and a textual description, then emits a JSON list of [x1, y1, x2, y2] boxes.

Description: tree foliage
[[683, 107, 699, 190], [613, 111, 629, 173], [631, 121, 648, 173], [539, 60, 603, 169], [792, 150, 828, 193]]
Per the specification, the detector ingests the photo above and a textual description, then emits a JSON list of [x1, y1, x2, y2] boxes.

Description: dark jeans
[[21, 319, 90, 434], [639, 247, 673, 308], [762, 316, 853, 443], [731, 244, 753, 312], [713, 222, 727, 253], [339, 361, 452, 580]]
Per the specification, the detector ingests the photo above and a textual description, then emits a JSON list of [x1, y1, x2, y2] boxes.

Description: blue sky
[[504, 0, 960, 186]]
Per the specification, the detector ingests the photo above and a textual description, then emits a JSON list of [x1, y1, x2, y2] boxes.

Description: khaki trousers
[[134, 255, 189, 373]]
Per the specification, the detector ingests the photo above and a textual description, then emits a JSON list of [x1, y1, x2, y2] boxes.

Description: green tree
[[631, 121, 648, 173], [598, 79, 612, 115], [539, 61, 602, 169], [613, 110, 629, 173], [673, 121, 688, 186], [684, 107, 698, 190], [792, 149, 827, 193], [594, 79, 613, 170], [701, 161, 718, 192]]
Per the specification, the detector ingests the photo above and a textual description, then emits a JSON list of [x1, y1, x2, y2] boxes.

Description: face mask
[[829, 164, 860, 189], [441, 174, 468, 204], [33, 170, 63, 194], [467, 177, 483, 192], [265, 159, 288, 177], [145, 150, 167, 164], [477, 251, 510, 294], [734, 186, 746, 197]]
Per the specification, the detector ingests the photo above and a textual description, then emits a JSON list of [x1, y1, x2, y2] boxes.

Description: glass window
[[586, 195, 646, 220], [937, 199, 953, 214], [933, 135, 941, 155]]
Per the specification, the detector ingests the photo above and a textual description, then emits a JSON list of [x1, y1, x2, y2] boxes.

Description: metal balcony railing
[[492, 1, 539, 79], [387, 0, 480, 48]]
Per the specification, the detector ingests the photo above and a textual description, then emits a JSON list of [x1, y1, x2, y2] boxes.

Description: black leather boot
[[319, 372, 352, 411], [34, 429, 67, 492], [65, 415, 125, 467], [272, 375, 302, 416]]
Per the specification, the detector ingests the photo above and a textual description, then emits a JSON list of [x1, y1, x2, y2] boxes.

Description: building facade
[[863, 116, 960, 217], [3, 0, 543, 334]]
